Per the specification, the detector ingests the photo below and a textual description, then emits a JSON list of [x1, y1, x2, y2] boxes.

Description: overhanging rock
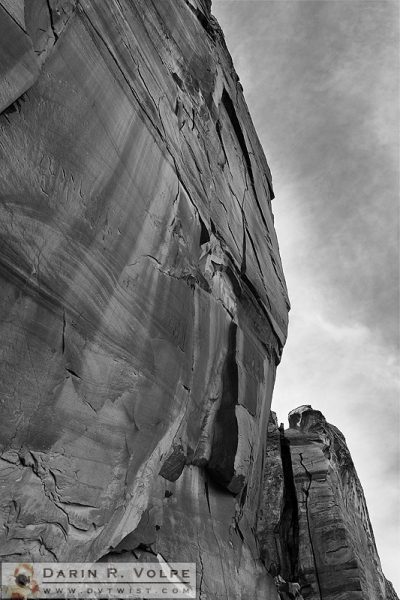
[[0, 1, 288, 598]]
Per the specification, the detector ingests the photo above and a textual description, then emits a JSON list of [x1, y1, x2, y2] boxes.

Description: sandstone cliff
[[0, 0, 287, 597], [258, 407, 399, 600], [1, 3, 396, 600]]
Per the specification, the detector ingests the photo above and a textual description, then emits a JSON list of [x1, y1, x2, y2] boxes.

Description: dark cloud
[[214, 0, 399, 347]]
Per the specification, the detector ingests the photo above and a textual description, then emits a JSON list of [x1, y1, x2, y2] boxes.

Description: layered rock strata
[[0, 1, 288, 597], [258, 407, 399, 600]]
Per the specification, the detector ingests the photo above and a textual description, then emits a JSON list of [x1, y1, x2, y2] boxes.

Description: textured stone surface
[[258, 406, 399, 600], [0, 0, 288, 597], [257, 412, 299, 585]]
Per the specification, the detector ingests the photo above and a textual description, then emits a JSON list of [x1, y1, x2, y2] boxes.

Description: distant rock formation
[[258, 407, 399, 600], [0, 0, 287, 597]]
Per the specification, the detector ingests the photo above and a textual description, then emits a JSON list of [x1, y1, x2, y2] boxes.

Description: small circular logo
[[6, 564, 39, 599]]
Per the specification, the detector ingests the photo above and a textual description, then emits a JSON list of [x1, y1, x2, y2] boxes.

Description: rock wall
[[2, 4, 394, 600], [258, 407, 399, 600], [0, 1, 288, 598]]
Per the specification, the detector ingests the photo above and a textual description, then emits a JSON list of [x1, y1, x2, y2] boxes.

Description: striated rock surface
[[258, 406, 399, 600], [0, 0, 288, 597]]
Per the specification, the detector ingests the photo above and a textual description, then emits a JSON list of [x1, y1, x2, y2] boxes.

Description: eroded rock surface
[[258, 407, 399, 600], [0, 0, 288, 597]]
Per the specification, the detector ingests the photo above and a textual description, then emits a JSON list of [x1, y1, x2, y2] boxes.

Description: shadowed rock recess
[[0, 2, 396, 599]]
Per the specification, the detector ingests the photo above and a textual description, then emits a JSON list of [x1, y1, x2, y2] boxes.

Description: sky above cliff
[[212, 0, 399, 591]]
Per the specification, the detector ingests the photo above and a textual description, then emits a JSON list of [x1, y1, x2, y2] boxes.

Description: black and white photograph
[[0, 0, 398, 599]]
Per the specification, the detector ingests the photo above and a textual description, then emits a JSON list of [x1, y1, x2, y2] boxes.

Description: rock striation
[[0, 0, 287, 597], [258, 406, 399, 600]]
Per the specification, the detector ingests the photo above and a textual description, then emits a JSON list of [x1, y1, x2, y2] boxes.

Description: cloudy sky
[[212, 0, 399, 590]]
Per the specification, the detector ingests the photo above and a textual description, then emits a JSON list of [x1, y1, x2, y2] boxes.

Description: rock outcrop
[[0, 0, 287, 597], [258, 407, 399, 600]]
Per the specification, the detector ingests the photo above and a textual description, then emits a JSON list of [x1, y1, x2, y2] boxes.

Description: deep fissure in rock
[[206, 321, 239, 490], [299, 452, 323, 600], [279, 431, 300, 581]]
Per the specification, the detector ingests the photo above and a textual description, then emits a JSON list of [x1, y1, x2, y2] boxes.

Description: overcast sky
[[212, 0, 399, 591]]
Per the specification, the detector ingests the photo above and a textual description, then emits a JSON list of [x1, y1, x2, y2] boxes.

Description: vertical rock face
[[0, 1, 288, 597], [258, 407, 398, 600], [3, 5, 393, 600]]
